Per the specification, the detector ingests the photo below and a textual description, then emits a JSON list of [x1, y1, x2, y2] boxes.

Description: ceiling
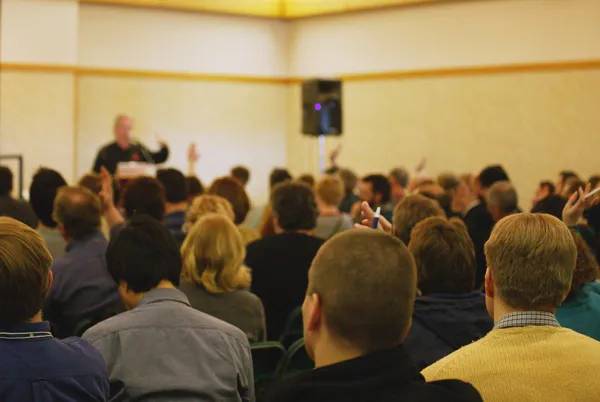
[[80, 0, 442, 19]]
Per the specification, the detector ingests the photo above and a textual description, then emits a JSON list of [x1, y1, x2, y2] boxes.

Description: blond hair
[[485, 213, 576, 309], [315, 175, 344, 207], [181, 213, 251, 293], [184, 195, 234, 232]]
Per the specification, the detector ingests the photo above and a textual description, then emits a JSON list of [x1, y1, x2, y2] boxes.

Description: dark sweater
[[245, 232, 324, 340], [404, 292, 493, 370], [264, 345, 482, 402], [92, 141, 169, 175], [0, 196, 38, 229], [462, 203, 494, 288]]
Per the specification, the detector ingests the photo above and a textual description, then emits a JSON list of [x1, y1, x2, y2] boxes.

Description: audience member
[[259, 168, 293, 237], [423, 213, 600, 401], [83, 215, 254, 401], [156, 168, 188, 244], [389, 167, 410, 205], [355, 174, 394, 222], [180, 214, 266, 342], [208, 176, 259, 244], [265, 230, 482, 402], [0, 166, 38, 228], [269, 168, 292, 188], [556, 170, 579, 195], [337, 168, 359, 214], [393, 195, 445, 245], [314, 175, 353, 240], [78, 173, 102, 194], [44, 186, 122, 338], [246, 181, 324, 340], [184, 194, 235, 231], [531, 180, 554, 207], [404, 217, 493, 369], [0, 217, 110, 401], [185, 175, 204, 204], [486, 181, 519, 222], [476, 165, 510, 200], [231, 165, 251, 187], [298, 174, 315, 188], [29, 168, 68, 258], [560, 176, 585, 199], [589, 174, 600, 190], [436, 173, 461, 217], [531, 194, 566, 219]]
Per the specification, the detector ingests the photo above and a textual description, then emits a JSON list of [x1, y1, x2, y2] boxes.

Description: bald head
[[487, 181, 518, 222], [53, 186, 102, 240], [307, 230, 417, 353]]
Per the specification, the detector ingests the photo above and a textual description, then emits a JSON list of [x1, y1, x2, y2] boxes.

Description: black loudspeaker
[[302, 79, 342, 136]]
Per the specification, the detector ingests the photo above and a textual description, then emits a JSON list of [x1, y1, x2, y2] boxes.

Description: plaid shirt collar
[[494, 311, 561, 330]]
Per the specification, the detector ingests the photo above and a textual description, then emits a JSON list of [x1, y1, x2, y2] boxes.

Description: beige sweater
[[422, 326, 600, 402]]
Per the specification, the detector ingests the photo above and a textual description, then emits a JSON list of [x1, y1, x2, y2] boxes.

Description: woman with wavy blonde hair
[[179, 213, 266, 341]]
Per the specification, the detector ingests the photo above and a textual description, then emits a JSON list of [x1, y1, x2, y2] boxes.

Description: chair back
[[251, 341, 286, 383], [279, 306, 303, 348], [278, 338, 314, 377]]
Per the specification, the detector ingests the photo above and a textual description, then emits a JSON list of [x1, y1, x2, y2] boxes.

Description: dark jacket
[[404, 292, 493, 370], [264, 345, 482, 402], [462, 203, 494, 288], [245, 233, 324, 340], [92, 141, 169, 175], [0, 196, 38, 228]]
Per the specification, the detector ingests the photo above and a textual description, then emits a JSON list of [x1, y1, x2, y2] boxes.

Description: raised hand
[[562, 183, 597, 226], [354, 201, 393, 233], [188, 142, 200, 163]]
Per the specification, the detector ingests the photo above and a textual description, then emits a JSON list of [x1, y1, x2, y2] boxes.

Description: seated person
[[83, 215, 254, 401], [314, 175, 353, 240], [185, 175, 204, 204], [393, 194, 446, 245], [486, 181, 519, 222], [404, 217, 493, 369], [29, 167, 68, 258], [0, 217, 109, 401], [423, 213, 600, 401], [231, 166, 251, 187], [183, 194, 235, 232], [44, 186, 122, 338], [180, 213, 266, 342], [246, 181, 324, 340], [156, 168, 188, 244], [265, 230, 481, 402], [354, 174, 394, 222], [337, 168, 360, 214], [0, 166, 37, 228]]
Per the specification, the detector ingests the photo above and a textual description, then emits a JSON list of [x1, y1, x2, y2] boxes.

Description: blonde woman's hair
[[181, 213, 251, 293], [184, 195, 235, 232]]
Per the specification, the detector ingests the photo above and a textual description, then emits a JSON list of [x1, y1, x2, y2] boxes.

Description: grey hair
[[389, 167, 410, 188], [488, 181, 518, 213]]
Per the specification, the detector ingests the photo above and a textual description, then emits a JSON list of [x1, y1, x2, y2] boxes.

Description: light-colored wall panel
[[77, 76, 288, 204], [287, 70, 600, 209], [78, 4, 289, 76], [0, 71, 75, 190]]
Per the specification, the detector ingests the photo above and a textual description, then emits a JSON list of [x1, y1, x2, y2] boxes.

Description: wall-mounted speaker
[[302, 79, 342, 136]]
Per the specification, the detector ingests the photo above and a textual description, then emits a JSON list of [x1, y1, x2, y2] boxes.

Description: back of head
[[479, 165, 510, 189], [437, 173, 461, 192], [78, 173, 102, 195], [0, 217, 52, 324], [298, 174, 315, 188], [389, 167, 410, 189], [409, 217, 476, 295], [231, 166, 250, 186], [107, 214, 181, 293], [156, 168, 187, 204], [208, 177, 250, 225], [121, 177, 166, 221], [531, 194, 566, 219], [337, 168, 357, 195], [0, 166, 13, 197], [362, 174, 391, 204], [181, 213, 249, 293], [561, 177, 585, 198], [53, 186, 102, 240], [271, 181, 317, 232], [393, 194, 446, 245], [588, 175, 600, 190], [485, 213, 576, 310], [487, 181, 518, 214], [568, 232, 598, 298], [185, 176, 204, 200], [315, 175, 344, 207], [560, 170, 579, 182], [307, 230, 416, 353], [29, 168, 67, 228], [270, 168, 292, 189], [184, 195, 234, 231]]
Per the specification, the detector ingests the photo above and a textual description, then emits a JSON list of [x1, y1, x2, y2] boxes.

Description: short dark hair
[[0, 217, 52, 324], [208, 177, 251, 225], [0, 166, 13, 197], [393, 195, 446, 245], [308, 230, 416, 353], [270, 168, 292, 189], [362, 174, 391, 204], [588, 175, 600, 190], [531, 194, 566, 220], [106, 214, 182, 293], [53, 186, 102, 240], [185, 176, 204, 199], [156, 168, 187, 204], [29, 168, 67, 228], [560, 171, 579, 182], [409, 217, 476, 294], [271, 181, 317, 231], [298, 174, 315, 188], [540, 181, 555, 195], [479, 165, 509, 189], [120, 177, 166, 221], [231, 166, 250, 186]]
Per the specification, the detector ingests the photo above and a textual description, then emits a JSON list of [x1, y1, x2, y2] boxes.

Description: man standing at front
[[92, 114, 169, 175], [423, 213, 600, 401]]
